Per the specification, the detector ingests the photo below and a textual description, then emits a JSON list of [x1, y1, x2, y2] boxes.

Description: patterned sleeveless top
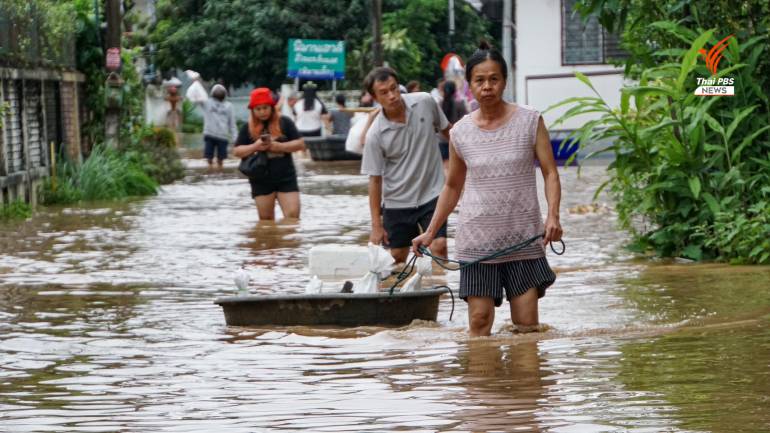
[[450, 104, 545, 263]]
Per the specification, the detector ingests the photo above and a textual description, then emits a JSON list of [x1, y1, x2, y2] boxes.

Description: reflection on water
[[1, 158, 769, 432]]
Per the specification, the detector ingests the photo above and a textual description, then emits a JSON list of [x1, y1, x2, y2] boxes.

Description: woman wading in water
[[233, 88, 306, 220], [413, 41, 563, 337]]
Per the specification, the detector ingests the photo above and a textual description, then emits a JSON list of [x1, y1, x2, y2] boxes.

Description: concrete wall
[[515, 0, 625, 132], [0, 68, 84, 206]]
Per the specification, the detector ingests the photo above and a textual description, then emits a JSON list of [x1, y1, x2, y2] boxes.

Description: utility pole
[[104, 0, 122, 148], [502, 0, 514, 102], [372, 0, 383, 67], [448, 0, 455, 51]]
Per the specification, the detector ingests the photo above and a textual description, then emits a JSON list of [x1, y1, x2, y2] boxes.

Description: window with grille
[[562, 0, 628, 65]]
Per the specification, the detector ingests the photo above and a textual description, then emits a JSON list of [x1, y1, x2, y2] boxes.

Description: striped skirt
[[459, 256, 555, 307]]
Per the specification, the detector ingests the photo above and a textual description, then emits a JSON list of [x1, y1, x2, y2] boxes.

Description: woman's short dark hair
[[465, 40, 508, 83], [363, 67, 399, 95], [335, 93, 346, 106]]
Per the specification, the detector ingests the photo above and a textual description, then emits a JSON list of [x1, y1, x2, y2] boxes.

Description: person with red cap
[[233, 87, 306, 220]]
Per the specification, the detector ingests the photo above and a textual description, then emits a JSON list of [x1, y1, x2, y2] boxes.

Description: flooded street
[[1, 154, 769, 432]]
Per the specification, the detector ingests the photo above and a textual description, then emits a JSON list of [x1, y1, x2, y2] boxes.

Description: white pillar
[[502, 0, 514, 102]]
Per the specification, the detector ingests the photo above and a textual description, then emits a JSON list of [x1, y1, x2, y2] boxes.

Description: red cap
[[248, 87, 275, 108]]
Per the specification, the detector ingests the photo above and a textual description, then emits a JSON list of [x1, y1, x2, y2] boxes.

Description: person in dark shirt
[[233, 87, 306, 220], [327, 93, 353, 136]]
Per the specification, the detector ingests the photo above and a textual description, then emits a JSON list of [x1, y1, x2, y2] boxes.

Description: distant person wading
[[196, 84, 238, 172], [294, 82, 328, 137], [233, 88, 306, 220]]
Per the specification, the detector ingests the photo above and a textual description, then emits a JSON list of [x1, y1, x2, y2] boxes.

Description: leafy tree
[[553, 1, 770, 263], [382, 0, 491, 87], [150, 0, 490, 90], [151, 0, 368, 89], [573, 0, 769, 88], [346, 28, 423, 89]]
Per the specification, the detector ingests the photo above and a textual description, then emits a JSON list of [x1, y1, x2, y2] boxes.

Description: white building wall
[[515, 0, 625, 131]]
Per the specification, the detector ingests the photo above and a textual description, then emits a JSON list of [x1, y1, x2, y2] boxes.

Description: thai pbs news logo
[[694, 35, 735, 96]]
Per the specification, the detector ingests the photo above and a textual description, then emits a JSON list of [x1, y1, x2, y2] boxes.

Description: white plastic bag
[[184, 69, 201, 80], [162, 77, 182, 88], [234, 267, 250, 294], [400, 256, 433, 292], [186, 80, 208, 103], [305, 275, 324, 294], [345, 113, 369, 155], [352, 243, 395, 293]]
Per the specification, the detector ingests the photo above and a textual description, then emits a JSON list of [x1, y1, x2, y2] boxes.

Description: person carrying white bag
[[185, 72, 238, 173]]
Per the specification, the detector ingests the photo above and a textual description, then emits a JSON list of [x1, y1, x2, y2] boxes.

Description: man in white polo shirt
[[361, 67, 451, 263]]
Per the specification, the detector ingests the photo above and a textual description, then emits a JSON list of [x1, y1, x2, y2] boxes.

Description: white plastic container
[[308, 245, 371, 278]]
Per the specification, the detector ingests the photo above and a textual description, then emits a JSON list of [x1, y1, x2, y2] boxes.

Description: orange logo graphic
[[698, 35, 734, 75]]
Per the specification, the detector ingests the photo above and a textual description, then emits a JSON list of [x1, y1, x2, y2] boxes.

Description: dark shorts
[[249, 175, 299, 197], [459, 257, 555, 307], [299, 129, 322, 137], [438, 141, 450, 160], [382, 197, 448, 249], [204, 135, 228, 161]]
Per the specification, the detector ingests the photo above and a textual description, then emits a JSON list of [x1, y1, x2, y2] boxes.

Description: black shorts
[[438, 141, 450, 160], [204, 135, 228, 161], [382, 197, 448, 249], [299, 129, 322, 137], [249, 175, 299, 197], [459, 257, 555, 307]]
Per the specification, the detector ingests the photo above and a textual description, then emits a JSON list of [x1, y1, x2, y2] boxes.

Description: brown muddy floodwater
[[1, 152, 769, 432]]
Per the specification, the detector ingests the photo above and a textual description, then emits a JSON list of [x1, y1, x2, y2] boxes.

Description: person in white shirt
[[293, 82, 328, 137]]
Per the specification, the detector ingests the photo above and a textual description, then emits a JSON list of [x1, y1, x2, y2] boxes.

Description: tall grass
[[40, 144, 158, 205], [549, 26, 770, 264]]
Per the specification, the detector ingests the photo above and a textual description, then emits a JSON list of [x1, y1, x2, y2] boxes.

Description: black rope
[[433, 285, 455, 321], [418, 234, 565, 271], [384, 234, 564, 322], [387, 254, 418, 295]]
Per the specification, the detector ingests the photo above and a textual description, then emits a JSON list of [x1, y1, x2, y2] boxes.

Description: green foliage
[[181, 100, 203, 134], [0, 0, 76, 68], [40, 145, 159, 205], [151, 0, 368, 89], [73, 1, 147, 148], [549, 26, 770, 264], [573, 0, 770, 85], [701, 201, 770, 264], [150, 0, 489, 89], [73, 0, 106, 147], [380, 0, 492, 86], [118, 48, 149, 142], [124, 126, 186, 185], [347, 28, 423, 88], [0, 200, 32, 221]]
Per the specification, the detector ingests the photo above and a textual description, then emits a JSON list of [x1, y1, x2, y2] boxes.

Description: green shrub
[[0, 200, 32, 221], [40, 144, 158, 205], [549, 27, 770, 263], [698, 201, 770, 264], [125, 126, 185, 185], [181, 100, 203, 134]]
